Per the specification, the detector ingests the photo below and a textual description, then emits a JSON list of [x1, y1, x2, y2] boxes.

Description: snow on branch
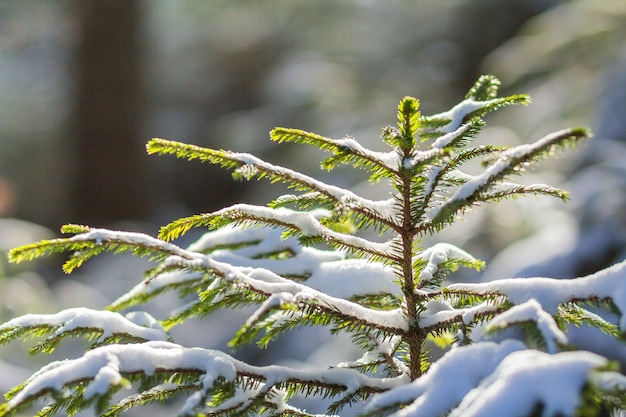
[[0, 308, 169, 354], [448, 260, 626, 330], [425, 127, 588, 228], [417, 299, 498, 330], [8, 227, 193, 274], [366, 341, 611, 417], [12, 225, 407, 334], [148, 139, 401, 233], [270, 127, 402, 175], [364, 340, 526, 417], [1, 341, 407, 416], [486, 299, 567, 353], [160, 253, 407, 333], [447, 349, 609, 417], [416, 243, 484, 289], [159, 204, 398, 262]]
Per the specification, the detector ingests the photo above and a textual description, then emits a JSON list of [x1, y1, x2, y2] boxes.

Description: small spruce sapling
[[2, 75, 626, 417]]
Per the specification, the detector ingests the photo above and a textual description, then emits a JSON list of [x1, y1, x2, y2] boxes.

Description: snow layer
[[68, 227, 407, 331], [417, 243, 478, 285], [418, 300, 497, 329], [216, 150, 402, 227], [367, 341, 607, 417], [431, 98, 501, 133], [211, 204, 394, 257], [425, 128, 576, 222], [449, 350, 607, 417], [0, 307, 169, 343], [431, 123, 471, 149], [487, 299, 567, 353], [7, 340, 406, 414], [196, 227, 399, 298], [365, 340, 526, 417], [7, 341, 238, 407], [449, 259, 626, 330], [332, 136, 402, 169]]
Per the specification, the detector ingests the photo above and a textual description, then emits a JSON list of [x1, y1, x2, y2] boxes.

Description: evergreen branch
[[448, 260, 626, 330], [148, 139, 399, 232], [269, 192, 335, 211], [164, 284, 265, 331], [350, 293, 402, 310], [480, 183, 569, 203], [417, 300, 501, 333], [0, 342, 406, 417], [232, 298, 396, 353], [340, 334, 406, 378], [159, 204, 399, 262], [0, 308, 169, 355], [108, 270, 207, 312], [486, 299, 568, 353], [421, 93, 530, 136], [414, 243, 485, 290], [270, 128, 400, 178], [9, 227, 192, 274], [425, 127, 589, 231], [89, 228, 406, 336], [160, 254, 408, 334], [558, 303, 621, 338], [419, 145, 505, 213], [103, 382, 197, 417], [427, 122, 476, 150], [401, 148, 449, 179]]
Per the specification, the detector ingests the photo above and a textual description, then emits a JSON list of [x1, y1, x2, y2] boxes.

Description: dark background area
[[0, 0, 624, 279]]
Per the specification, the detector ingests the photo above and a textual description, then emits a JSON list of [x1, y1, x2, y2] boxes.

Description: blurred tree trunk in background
[[72, 0, 149, 226]]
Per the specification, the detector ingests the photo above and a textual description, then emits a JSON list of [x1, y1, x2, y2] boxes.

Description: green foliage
[[2, 74, 624, 417]]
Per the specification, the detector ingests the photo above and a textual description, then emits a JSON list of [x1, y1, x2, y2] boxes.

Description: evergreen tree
[[2, 75, 626, 416]]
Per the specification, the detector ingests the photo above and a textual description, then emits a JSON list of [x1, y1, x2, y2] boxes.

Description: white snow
[[307, 258, 399, 298], [430, 99, 501, 133], [84, 358, 123, 399], [365, 340, 526, 417], [417, 243, 478, 285], [431, 123, 472, 149], [425, 128, 585, 223], [155, 247, 408, 332], [402, 148, 446, 171], [449, 259, 626, 330], [7, 341, 238, 410], [76, 229, 187, 258], [418, 300, 497, 329], [487, 299, 567, 353], [6, 340, 407, 414], [0, 307, 170, 343], [216, 150, 402, 226], [210, 204, 394, 257], [333, 136, 402, 170], [448, 350, 607, 417]]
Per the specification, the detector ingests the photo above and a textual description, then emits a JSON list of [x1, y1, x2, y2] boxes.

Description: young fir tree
[[1, 75, 626, 417]]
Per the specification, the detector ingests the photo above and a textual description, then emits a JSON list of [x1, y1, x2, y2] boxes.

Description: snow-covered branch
[[3, 341, 407, 416], [448, 260, 626, 329]]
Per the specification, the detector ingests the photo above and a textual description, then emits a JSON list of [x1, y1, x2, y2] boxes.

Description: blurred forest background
[[0, 0, 625, 414]]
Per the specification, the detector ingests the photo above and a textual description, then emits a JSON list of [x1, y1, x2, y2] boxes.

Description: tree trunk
[[72, 0, 149, 226]]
